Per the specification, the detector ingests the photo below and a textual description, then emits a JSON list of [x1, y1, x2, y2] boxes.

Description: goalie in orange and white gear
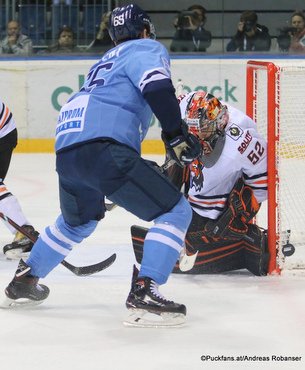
[[131, 91, 269, 276]]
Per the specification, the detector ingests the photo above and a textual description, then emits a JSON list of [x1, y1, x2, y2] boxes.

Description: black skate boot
[[2, 259, 49, 308], [3, 225, 39, 260], [124, 265, 186, 327]]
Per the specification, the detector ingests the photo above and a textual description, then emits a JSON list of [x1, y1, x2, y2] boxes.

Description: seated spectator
[[170, 4, 211, 52], [86, 11, 113, 53], [43, 26, 81, 54], [278, 10, 305, 53], [226, 10, 271, 52], [0, 20, 33, 56]]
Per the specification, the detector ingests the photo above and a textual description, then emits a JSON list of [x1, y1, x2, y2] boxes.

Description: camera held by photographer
[[226, 10, 271, 52], [170, 5, 211, 52], [278, 10, 305, 53]]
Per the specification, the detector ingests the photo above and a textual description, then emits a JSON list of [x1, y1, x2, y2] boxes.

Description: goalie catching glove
[[228, 178, 260, 223], [205, 177, 260, 240], [162, 120, 202, 167]]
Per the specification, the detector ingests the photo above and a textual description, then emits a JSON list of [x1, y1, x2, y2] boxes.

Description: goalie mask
[[184, 91, 229, 167]]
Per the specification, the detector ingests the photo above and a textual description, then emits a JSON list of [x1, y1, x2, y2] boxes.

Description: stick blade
[[61, 253, 117, 276], [179, 249, 198, 272]]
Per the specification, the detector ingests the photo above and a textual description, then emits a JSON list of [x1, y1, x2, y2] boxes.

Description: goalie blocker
[[131, 178, 269, 276]]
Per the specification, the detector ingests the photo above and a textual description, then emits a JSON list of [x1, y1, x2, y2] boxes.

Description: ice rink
[[0, 154, 305, 370]]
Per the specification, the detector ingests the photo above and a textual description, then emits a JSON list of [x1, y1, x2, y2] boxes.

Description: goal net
[[246, 60, 305, 274], [247, 61, 305, 273]]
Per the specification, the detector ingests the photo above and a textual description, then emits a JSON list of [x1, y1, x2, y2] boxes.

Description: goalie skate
[[124, 265, 186, 328], [1, 259, 49, 309]]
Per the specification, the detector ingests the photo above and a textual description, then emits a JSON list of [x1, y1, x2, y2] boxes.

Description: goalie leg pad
[[130, 223, 246, 275], [180, 231, 245, 274], [186, 221, 269, 276], [244, 224, 269, 276], [130, 215, 269, 276]]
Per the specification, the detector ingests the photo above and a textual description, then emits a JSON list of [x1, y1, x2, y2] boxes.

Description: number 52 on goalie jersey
[[185, 103, 267, 220]]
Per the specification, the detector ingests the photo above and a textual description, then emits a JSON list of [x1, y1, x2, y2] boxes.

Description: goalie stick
[[0, 212, 116, 277], [105, 202, 117, 211]]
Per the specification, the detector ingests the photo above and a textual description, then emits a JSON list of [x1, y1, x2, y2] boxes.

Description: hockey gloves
[[162, 120, 202, 168], [228, 178, 260, 223]]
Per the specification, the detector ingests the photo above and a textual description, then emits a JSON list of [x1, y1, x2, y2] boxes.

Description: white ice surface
[[0, 154, 305, 370]]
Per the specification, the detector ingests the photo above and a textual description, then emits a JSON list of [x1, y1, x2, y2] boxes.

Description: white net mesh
[[253, 65, 305, 270]]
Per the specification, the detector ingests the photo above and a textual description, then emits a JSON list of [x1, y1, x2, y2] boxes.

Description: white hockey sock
[[0, 195, 29, 234]]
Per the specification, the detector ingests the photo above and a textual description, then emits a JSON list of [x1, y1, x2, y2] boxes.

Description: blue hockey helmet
[[108, 4, 156, 44]]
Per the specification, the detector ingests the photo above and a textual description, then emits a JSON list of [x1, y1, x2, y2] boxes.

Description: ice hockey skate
[[3, 225, 38, 260], [124, 265, 186, 328], [1, 259, 49, 308]]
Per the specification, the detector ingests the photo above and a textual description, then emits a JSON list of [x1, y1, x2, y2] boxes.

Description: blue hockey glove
[[162, 120, 202, 167]]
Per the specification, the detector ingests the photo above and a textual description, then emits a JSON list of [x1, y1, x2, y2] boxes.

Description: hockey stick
[[105, 202, 117, 211], [0, 212, 116, 277], [179, 247, 198, 272]]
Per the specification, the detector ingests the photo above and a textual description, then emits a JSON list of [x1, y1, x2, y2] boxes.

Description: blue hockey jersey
[[55, 38, 171, 153]]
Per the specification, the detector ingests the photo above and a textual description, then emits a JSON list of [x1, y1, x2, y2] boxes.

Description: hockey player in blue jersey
[[3, 4, 201, 327]]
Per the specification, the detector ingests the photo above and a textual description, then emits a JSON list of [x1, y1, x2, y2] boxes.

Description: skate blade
[[0, 296, 45, 309], [123, 309, 186, 328], [4, 248, 30, 261]]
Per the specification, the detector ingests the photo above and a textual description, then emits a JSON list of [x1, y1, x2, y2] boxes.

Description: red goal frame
[[246, 60, 280, 274]]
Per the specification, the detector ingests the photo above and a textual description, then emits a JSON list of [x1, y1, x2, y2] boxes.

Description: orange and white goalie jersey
[[0, 99, 16, 139], [180, 94, 267, 220]]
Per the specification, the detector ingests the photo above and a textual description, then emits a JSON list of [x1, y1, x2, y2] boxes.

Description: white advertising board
[[0, 57, 304, 140]]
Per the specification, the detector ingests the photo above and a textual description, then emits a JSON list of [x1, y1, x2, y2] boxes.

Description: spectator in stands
[[278, 10, 305, 53], [86, 11, 113, 53], [43, 26, 81, 54], [0, 20, 33, 56], [226, 10, 271, 52], [170, 4, 211, 52]]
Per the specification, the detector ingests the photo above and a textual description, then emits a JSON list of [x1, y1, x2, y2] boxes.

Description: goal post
[[246, 60, 305, 274], [246, 61, 279, 274]]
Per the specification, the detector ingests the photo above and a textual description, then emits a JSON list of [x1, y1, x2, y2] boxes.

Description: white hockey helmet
[[184, 91, 229, 155]]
